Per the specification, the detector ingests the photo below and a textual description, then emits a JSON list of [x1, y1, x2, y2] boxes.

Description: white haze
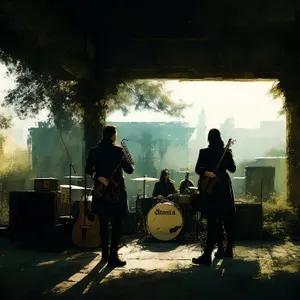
[[0, 63, 285, 165]]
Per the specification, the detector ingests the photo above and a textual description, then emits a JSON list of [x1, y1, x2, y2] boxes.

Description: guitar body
[[93, 181, 106, 199], [94, 180, 122, 204], [72, 200, 101, 248], [192, 138, 235, 213], [198, 176, 220, 195]]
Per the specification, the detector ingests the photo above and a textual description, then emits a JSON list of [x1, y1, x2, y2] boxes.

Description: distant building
[[220, 117, 286, 161], [28, 121, 195, 191], [108, 121, 195, 173]]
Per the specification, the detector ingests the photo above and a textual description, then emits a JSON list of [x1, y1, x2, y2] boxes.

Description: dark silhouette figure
[[85, 125, 134, 267], [192, 128, 236, 265]]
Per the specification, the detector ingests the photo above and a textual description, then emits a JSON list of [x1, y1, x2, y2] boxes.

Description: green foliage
[[106, 80, 187, 118], [268, 81, 285, 100], [263, 194, 298, 238], [239, 192, 298, 239], [268, 81, 286, 116], [0, 134, 34, 224], [0, 114, 12, 154], [2, 65, 80, 130], [0, 114, 12, 130], [1, 61, 188, 130], [0, 145, 31, 178]]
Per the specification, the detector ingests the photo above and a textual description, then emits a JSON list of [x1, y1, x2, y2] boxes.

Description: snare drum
[[146, 201, 183, 241]]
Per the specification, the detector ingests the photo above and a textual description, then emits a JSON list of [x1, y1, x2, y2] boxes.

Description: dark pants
[[98, 213, 123, 259], [204, 217, 234, 255]]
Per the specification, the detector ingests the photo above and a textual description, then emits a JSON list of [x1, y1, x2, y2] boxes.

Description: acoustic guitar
[[72, 179, 101, 248]]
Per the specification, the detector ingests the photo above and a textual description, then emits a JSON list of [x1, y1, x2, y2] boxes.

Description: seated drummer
[[152, 168, 176, 199], [179, 172, 194, 194]]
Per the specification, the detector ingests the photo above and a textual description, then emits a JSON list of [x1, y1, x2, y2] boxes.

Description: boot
[[214, 243, 225, 259], [108, 247, 126, 267], [192, 247, 212, 265], [108, 256, 127, 267], [192, 254, 212, 265]]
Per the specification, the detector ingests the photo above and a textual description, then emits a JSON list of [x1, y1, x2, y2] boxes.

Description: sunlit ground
[[1, 237, 300, 299]]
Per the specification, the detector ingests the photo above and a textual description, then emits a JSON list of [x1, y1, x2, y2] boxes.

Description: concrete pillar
[[279, 76, 300, 207]]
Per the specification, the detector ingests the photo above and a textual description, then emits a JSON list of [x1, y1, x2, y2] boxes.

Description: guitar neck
[[214, 144, 230, 173], [108, 157, 124, 183]]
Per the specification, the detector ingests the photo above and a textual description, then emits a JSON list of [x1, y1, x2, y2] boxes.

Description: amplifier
[[9, 190, 59, 243], [34, 177, 59, 191], [235, 202, 263, 240]]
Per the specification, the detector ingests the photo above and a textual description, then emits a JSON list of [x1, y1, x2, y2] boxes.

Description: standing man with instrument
[[85, 125, 134, 267], [192, 129, 236, 266]]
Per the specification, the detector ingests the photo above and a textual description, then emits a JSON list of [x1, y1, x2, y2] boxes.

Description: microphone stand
[[56, 127, 76, 220]]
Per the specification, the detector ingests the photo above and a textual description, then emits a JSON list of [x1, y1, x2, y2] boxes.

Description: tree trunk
[[83, 101, 106, 158], [77, 78, 121, 159], [77, 78, 120, 176], [285, 95, 300, 207], [280, 76, 300, 207]]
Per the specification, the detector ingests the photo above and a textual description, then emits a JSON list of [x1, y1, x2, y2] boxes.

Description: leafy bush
[[0, 137, 35, 224], [263, 194, 298, 238]]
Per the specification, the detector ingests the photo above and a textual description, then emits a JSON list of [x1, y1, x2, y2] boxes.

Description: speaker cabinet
[[33, 178, 59, 191], [235, 203, 263, 240], [9, 191, 59, 243]]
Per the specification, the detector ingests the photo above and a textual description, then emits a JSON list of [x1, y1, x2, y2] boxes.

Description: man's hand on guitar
[[98, 177, 109, 186], [204, 171, 216, 178]]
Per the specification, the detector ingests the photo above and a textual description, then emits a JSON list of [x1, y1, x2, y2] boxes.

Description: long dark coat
[[85, 139, 134, 218], [195, 146, 236, 220]]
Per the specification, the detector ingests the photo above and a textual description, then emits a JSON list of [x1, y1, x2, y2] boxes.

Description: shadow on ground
[[42, 258, 300, 300], [1, 237, 300, 300]]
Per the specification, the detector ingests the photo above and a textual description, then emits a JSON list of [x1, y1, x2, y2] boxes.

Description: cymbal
[[60, 184, 85, 190], [63, 175, 83, 179], [131, 177, 158, 182]]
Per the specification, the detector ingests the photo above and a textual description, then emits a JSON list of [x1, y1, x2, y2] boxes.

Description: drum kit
[[60, 174, 206, 243], [131, 175, 205, 242]]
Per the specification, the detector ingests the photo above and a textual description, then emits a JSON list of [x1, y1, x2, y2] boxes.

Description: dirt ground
[[1, 237, 300, 300]]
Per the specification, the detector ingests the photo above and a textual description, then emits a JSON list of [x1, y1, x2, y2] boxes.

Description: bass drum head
[[146, 202, 183, 241]]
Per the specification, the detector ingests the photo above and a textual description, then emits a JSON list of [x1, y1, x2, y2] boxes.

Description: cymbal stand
[[57, 127, 76, 219], [136, 194, 149, 243], [143, 175, 146, 199]]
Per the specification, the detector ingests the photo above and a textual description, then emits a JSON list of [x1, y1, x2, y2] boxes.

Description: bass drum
[[146, 202, 183, 241]]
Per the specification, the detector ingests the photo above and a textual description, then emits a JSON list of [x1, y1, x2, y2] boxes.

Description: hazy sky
[[108, 80, 285, 129], [0, 63, 284, 147]]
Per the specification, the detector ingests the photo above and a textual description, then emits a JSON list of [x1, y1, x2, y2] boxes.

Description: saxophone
[[93, 139, 134, 202]]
